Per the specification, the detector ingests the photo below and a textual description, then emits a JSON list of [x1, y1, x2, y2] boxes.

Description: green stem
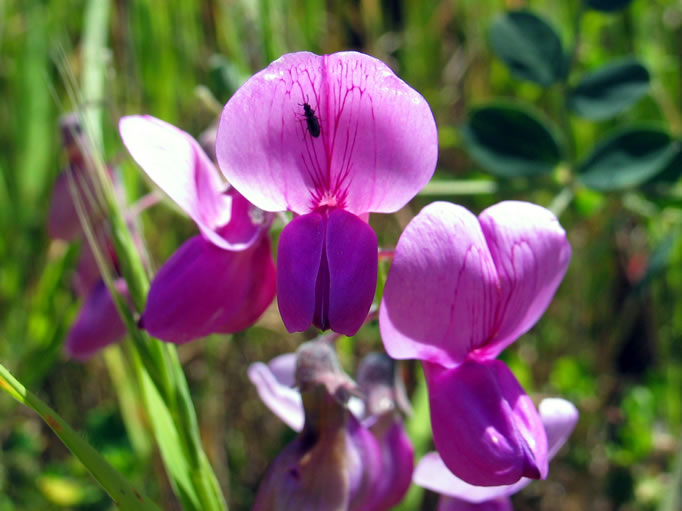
[[419, 179, 498, 196], [0, 362, 161, 511]]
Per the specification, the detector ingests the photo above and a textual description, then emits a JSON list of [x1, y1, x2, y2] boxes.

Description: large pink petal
[[66, 279, 128, 360], [119, 115, 243, 249], [472, 201, 571, 360], [142, 235, 273, 343], [327, 209, 378, 336], [216, 51, 437, 215], [277, 212, 325, 332], [380, 202, 499, 367], [424, 360, 548, 487]]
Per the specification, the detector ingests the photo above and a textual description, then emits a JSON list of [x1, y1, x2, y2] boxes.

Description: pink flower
[[380, 201, 571, 486], [119, 115, 276, 343], [216, 51, 437, 336], [413, 398, 579, 510]]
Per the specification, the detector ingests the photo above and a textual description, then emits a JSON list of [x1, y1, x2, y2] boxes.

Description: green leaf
[[578, 126, 679, 191], [0, 362, 160, 511], [461, 102, 563, 177], [489, 10, 565, 86], [569, 58, 650, 120], [586, 0, 634, 12]]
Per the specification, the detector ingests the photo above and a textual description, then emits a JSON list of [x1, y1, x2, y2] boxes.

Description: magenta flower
[[413, 398, 579, 510], [248, 348, 413, 510], [380, 201, 571, 486], [216, 51, 438, 336], [119, 115, 276, 343]]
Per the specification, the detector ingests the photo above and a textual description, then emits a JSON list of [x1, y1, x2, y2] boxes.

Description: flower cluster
[[50, 51, 578, 510]]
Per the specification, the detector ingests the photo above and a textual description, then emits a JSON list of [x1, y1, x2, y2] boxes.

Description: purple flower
[[119, 115, 276, 343], [216, 51, 438, 336], [250, 341, 383, 511], [413, 398, 579, 510], [248, 347, 414, 510], [380, 201, 571, 486]]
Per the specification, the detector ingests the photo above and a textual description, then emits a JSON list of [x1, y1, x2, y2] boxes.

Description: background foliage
[[1, 0, 682, 509]]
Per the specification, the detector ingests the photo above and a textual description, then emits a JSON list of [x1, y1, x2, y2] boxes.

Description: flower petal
[[424, 360, 548, 486], [277, 212, 325, 332], [540, 398, 579, 459], [66, 279, 128, 360], [268, 353, 298, 387], [380, 202, 499, 367], [327, 209, 378, 336], [380, 201, 570, 366], [365, 419, 414, 511], [212, 235, 276, 333], [413, 452, 515, 503], [119, 115, 243, 249], [472, 201, 571, 359], [248, 361, 305, 431], [347, 414, 384, 511], [216, 51, 438, 215], [142, 234, 274, 343]]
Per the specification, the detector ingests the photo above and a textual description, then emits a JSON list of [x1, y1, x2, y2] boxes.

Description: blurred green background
[[1, 0, 682, 509]]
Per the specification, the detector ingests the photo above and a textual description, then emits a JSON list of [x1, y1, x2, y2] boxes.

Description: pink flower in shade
[[413, 398, 579, 511], [48, 114, 105, 241], [248, 348, 414, 511], [216, 51, 438, 336], [119, 115, 276, 343], [380, 201, 571, 486]]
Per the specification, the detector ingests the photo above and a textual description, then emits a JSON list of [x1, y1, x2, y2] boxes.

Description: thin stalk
[[419, 179, 498, 196]]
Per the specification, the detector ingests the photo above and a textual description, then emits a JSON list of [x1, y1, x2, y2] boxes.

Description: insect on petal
[[216, 51, 438, 216]]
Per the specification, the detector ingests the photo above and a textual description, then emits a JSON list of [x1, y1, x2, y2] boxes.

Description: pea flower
[[248, 346, 413, 510], [380, 201, 571, 486], [216, 51, 438, 336], [119, 115, 276, 343], [413, 398, 579, 510], [250, 341, 382, 510]]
